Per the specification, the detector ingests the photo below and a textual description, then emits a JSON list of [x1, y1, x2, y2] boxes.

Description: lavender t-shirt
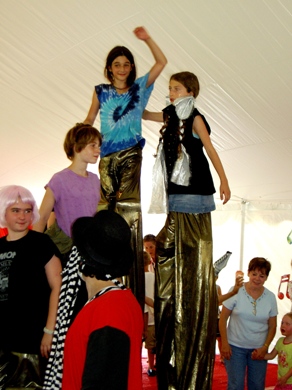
[[46, 168, 100, 237]]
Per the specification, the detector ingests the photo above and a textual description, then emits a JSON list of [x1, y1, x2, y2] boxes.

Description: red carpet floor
[[141, 347, 158, 390], [142, 352, 278, 389]]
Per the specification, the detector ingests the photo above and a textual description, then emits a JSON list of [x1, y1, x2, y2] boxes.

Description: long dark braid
[[155, 112, 186, 156], [155, 108, 188, 182]]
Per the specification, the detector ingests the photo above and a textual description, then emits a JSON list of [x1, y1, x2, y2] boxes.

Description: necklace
[[113, 85, 128, 90], [250, 299, 257, 316], [86, 285, 121, 305], [244, 288, 257, 315], [244, 284, 264, 316]]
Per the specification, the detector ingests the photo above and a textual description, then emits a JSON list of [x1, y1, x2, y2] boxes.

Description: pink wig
[[0, 185, 40, 227]]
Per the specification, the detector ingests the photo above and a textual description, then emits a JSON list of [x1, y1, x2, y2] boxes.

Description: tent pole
[[239, 200, 248, 271]]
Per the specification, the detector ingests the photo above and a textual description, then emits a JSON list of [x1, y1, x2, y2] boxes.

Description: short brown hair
[[170, 71, 200, 98], [64, 123, 102, 160], [248, 257, 271, 276], [143, 234, 156, 245]]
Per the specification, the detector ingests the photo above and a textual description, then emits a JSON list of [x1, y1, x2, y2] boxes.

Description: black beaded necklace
[[113, 84, 128, 90], [86, 285, 121, 305]]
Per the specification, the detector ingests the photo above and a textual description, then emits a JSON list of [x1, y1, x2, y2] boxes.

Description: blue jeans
[[168, 194, 215, 213], [225, 344, 267, 390]]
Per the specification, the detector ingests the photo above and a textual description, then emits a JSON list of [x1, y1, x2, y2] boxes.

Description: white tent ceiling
[[1, 0, 292, 208], [1, 0, 292, 353]]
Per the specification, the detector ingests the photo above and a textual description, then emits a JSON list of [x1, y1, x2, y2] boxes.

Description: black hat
[[72, 210, 133, 280]]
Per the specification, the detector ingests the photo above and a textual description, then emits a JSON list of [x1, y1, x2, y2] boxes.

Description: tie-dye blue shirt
[[95, 72, 154, 157]]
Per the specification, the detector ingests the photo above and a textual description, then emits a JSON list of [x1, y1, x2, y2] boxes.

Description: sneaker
[[147, 369, 157, 377]]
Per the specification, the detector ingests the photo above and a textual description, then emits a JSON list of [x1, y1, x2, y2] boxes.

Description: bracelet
[[43, 327, 54, 335], [264, 343, 269, 348]]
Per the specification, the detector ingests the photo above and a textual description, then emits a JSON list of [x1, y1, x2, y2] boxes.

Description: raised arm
[[33, 187, 55, 233], [83, 90, 100, 125], [218, 275, 244, 305], [218, 289, 236, 305], [193, 115, 231, 204], [133, 27, 167, 87]]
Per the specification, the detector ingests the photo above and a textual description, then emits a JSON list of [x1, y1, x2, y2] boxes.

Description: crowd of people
[[0, 25, 290, 390]]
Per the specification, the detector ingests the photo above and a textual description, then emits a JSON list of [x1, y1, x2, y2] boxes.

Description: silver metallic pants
[[155, 211, 217, 390], [98, 145, 145, 310]]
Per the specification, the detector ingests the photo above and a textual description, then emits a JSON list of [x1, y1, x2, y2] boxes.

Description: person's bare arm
[[193, 115, 231, 204], [218, 275, 244, 304], [143, 109, 164, 122], [133, 26, 167, 87], [277, 365, 292, 386], [40, 255, 62, 358], [218, 289, 238, 305], [83, 90, 100, 125], [145, 296, 154, 308], [218, 306, 232, 360], [251, 316, 277, 360], [263, 347, 278, 361], [33, 187, 55, 233]]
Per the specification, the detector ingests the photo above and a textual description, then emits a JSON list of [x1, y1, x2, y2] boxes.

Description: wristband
[[264, 343, 269, 348], [43, 327, 54, 335]]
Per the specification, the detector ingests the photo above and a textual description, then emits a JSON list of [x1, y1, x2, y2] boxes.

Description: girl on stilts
[[143, 71, 230, 389]]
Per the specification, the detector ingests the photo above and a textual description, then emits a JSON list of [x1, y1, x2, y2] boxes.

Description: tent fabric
[[1, 0, 292, 354]]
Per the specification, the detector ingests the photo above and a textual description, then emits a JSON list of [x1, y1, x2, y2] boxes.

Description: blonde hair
[[284, 312, 292, 321]]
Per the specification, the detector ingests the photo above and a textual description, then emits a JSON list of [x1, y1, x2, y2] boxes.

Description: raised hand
[[133, 26, 150, 41]]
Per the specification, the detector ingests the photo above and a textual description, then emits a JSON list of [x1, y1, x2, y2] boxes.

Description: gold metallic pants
[[98, 145, 145, 310], [3, 352, 43, 389], [155, 212, 217, 390]]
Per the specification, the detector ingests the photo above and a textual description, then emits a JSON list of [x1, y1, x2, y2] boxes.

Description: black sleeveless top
[[162, 104, 215, 196]]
